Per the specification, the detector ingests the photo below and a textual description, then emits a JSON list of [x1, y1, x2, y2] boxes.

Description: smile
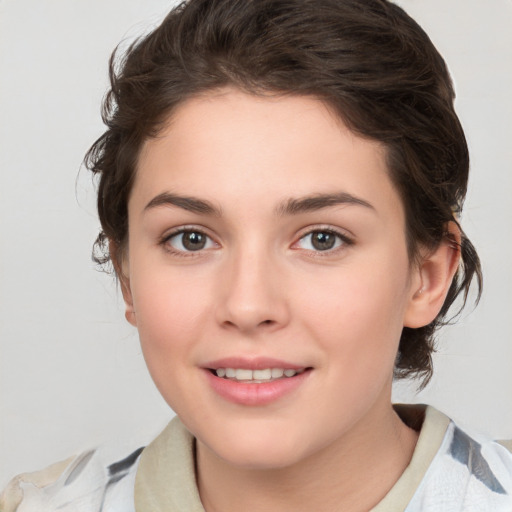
[[213, 368, 306, 382], [204, 364, 312, 406]]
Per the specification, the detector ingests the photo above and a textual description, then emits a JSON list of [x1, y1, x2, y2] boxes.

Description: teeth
[[214, 367, 304, 381], [253, 369, 272, 380], [235, 369, 253, 381]]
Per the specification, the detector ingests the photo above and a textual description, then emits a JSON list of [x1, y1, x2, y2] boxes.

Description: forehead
[[132, 88, 403, 224]]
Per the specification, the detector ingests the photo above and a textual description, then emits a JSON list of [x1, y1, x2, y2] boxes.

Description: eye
[[295, 229, 351, 252], [165, 229, 216, 252]]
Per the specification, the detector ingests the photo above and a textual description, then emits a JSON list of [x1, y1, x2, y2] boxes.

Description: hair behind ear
[[440, 228, 482, 319]]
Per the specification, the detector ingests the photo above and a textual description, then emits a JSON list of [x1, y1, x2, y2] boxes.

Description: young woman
[[2, 0, 511, 511]]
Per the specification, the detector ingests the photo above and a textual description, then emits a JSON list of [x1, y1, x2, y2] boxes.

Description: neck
[[196, 400, 419, 512]]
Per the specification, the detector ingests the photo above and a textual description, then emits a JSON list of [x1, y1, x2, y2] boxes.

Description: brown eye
[[311, 231, 337, 251], [182, 232, 206, 250], [296, 230, 349, 252], [167, 230, 214, 252]]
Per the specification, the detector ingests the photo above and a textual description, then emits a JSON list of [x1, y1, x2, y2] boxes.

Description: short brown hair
[[85, 0, 482, 386]]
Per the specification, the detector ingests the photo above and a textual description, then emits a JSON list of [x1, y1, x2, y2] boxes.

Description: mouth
[[203, 361, 312, 405], [209, 367, 310, 383]]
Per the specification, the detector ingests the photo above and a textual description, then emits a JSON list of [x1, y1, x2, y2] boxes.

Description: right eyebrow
[[144, 192, 222, 216]]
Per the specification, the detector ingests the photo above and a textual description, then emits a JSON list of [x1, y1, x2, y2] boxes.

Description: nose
[[216, 245, 290, 334]]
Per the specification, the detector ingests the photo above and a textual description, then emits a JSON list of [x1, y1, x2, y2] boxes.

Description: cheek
[[129, 259, 214, 363], [128, 265, 216, 411], [297, 255, 411, 364]]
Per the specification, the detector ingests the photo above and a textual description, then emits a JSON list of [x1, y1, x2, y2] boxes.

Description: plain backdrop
[[1, 0, 511, 488]]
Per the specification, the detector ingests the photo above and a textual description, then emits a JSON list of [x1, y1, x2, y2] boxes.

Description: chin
[[199, 423, 315, 471]]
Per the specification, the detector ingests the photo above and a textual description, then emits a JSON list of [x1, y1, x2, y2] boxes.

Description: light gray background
[[1, 0, 511, 488]]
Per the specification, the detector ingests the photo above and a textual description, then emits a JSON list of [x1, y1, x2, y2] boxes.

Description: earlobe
[[110, 241, 137, 327], [404, 222, 461, 328]]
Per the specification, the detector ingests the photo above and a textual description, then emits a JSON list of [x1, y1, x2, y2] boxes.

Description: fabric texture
[[0, 447, 142, 512], [2, 405, 511, 512]]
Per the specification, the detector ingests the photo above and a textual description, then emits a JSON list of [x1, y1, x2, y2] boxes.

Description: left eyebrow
[[276, 192, 375, 216]]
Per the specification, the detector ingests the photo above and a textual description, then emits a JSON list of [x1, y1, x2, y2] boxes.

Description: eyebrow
[[144, 191, 374, 216], [276, 192, 375, 216], [144, 192, 222, 216]]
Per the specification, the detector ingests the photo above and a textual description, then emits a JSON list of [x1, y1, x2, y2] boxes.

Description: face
[[123, 88, 422, 469]]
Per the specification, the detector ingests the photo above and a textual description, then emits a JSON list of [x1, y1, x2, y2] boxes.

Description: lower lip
[[203, 369, 312, 406]]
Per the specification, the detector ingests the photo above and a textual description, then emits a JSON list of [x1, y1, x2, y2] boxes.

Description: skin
[[119, 88, 460, 511]]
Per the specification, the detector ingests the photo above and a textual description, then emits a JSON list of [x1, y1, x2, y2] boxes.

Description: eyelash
[[159, 226, 354, 258]]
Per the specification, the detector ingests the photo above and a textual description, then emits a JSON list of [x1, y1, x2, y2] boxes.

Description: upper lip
[[203, 357, 308, 371]]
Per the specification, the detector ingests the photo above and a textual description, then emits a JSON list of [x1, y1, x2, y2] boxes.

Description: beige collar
[[135, 416, 203, 512], [135, 405, 451, 512]]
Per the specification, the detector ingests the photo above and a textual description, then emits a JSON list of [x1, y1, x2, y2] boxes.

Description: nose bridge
[[217, 237, 288, 332]]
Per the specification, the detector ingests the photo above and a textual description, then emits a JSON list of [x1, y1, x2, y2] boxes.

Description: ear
[[404, 221, 461, 328], [110, 241, 137, 327]]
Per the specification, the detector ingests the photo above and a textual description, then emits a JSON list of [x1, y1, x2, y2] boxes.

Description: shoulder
[[408, 408, 512, 511], [0, 446, 143, 512], [377, 405, 512, 512]]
